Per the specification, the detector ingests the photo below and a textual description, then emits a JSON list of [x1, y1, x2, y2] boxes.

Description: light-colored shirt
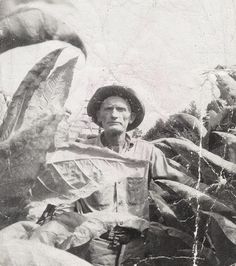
[[43, 133, 190, 231], [71, 133, 183, 230], [82, 133, 178, 180]]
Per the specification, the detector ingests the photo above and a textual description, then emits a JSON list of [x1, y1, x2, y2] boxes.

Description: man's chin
[[104, 126, 124, 134]]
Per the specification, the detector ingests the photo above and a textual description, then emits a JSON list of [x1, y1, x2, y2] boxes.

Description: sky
[[0, 0, 236, 132]]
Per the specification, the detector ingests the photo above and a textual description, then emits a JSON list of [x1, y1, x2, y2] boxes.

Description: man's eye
[[117, 108, 126, 112], [104, 107, 126, 112]]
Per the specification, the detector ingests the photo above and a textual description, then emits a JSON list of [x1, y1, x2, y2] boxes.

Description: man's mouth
[[108, 122, 121, 125]]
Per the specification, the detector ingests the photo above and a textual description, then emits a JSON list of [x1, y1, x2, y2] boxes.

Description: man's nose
[[111, 109, 119, 118]]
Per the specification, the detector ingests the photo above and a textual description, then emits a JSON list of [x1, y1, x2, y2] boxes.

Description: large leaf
[[203, 211, 236, 245], [0, 0, 73, 19], [167, 158, 196, 178], [205, 106, 236, 150], [211, 131, 236, 146], [0, 239, 92, 266], [157, 179, 236, 217], [0, 2, 86, 56], [199, 211, 236, 265], [22, 57, 78, 127], [152, 179, 236, 264], [157, 137, 236, 183], [0, 53, 77, 228], [0, 55, 79, 227], [208, 131, 236, 163], [149, 181, 195, 234], [209, 106, 236, 132], [57, 218, 108, 250], [0, 92, 8, 126], [207, 109, 224, 131], [0, 113, 62, 227], [216, 73, 236, 104], [171, 113, 207, 138], [153, 140, 177, 158], [149, 181, 178, 224], [143, 221, 220, 266], [0, 48, 63, 141], [148, 181, 233, 265]]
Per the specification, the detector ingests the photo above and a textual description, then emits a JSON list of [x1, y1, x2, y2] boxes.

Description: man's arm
[[149, 146, 199, 187]]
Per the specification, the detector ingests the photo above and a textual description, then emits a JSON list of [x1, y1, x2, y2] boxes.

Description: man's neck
[[102, 131, 127, 152]]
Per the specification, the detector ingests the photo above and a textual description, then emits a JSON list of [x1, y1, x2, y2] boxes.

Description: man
[[61, 85, 182, 265], [0, 85, 184, 266]]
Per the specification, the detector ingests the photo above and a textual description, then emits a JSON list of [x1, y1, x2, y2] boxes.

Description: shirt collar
[[97, 132, 134, 151]]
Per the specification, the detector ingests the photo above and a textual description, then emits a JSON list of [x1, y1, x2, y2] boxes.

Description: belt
[[100, 226, 141, 250]]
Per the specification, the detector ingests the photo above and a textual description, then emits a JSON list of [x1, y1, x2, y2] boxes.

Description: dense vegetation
[[0, 2, 236, 265]]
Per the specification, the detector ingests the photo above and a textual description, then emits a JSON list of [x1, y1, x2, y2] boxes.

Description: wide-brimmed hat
[[87, 85, 145, 131]]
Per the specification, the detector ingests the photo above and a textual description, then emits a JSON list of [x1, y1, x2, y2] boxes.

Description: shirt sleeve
[[149, 146, 197, 186]]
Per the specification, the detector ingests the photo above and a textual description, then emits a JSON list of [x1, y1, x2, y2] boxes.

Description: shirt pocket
[[126, 177, 146, 205]]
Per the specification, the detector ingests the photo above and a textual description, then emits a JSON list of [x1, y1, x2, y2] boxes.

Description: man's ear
[[129, 112, 136, 124], [96, 110, 101, 123]]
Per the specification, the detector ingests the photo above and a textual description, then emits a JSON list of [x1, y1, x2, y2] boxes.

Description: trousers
[[72, 236, 145, 266]]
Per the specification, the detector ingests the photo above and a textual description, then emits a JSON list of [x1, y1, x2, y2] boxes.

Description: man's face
[[97, 96, 136, 134]]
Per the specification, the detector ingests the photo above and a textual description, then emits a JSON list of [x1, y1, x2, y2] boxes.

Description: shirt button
[[119, 221, 123, 225], [118, 181, 121, 184], [118, 201, 123, 205]]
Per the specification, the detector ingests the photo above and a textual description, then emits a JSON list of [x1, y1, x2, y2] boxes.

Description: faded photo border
[[0, 1, 236, 266]]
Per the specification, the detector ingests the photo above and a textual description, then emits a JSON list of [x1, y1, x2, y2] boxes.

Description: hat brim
[[87, 85, 145, 131]]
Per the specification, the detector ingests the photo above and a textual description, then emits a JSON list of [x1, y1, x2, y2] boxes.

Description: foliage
[[144, 118, 201, 145], [182, 100, 201, 119], [132, 127, 143, 138], [0, 2, 86, 56], [142, 66, 236, 265], [1, 3, 236, 264], [0, 48, 63, 141], [143, 101, 201, 145], [0, 49, 78, 228]]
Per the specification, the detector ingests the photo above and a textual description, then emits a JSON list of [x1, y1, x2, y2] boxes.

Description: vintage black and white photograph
[[0, 1, 236, 265]]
